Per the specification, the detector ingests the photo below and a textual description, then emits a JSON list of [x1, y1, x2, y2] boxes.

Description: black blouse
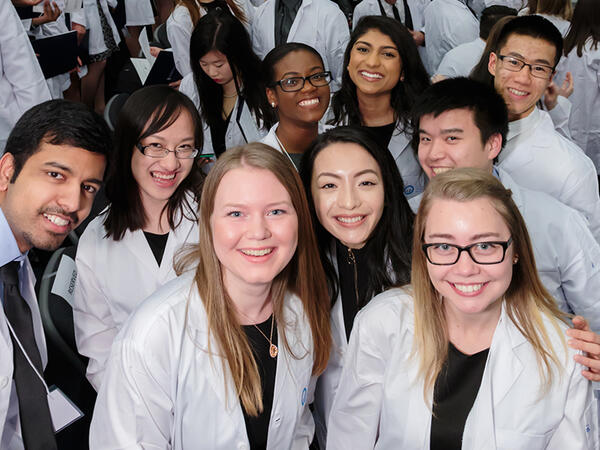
[[241, 316, 278, 449], [143, 231, 169, 265], [430, 343, 490, 449], [362, 123, 396, 152], [209, 112, 231, 157]]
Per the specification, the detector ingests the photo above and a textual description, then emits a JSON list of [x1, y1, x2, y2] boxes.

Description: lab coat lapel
[[287, 0, 311, 43], [388, 127, 411, 162], [122, 229, 159, 273], [158, 213, 197, 281]]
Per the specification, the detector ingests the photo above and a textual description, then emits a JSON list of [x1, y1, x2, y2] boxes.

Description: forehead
[[425, 197, 509, 236], [20, 141, 106, 180], [421, 108, 480, 135], [214, 166, 292, 206], [355, 28, 396, 48], [199, 50, 227, 63], [274, 50, 324, 77], [313, 142, 381, 176], [499, 33, 556, 63]]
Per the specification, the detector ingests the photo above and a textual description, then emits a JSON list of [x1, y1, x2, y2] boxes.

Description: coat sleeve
[[166, 9, 194, 78], [323, 6, 349, 90], [73, 231, 119, 391], [89, 333, 174, 449], [326, 308, 389, 450]]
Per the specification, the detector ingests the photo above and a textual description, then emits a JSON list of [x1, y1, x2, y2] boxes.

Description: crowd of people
[[1, 0, 600, 448]]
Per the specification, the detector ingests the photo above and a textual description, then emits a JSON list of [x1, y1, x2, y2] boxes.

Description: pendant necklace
[[252, 314, 278, 358]]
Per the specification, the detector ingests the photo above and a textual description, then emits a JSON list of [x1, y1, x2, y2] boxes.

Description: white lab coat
[[555, 40, 600, 173], [435, 37, 485, 78], [70, 0, 121, 56], [423, 0, 479, 75], [328, 288, 598, 449], [90, 273, 316, 449], [73, 204, 199, 391], [351, 0, 428, 30], [499, 107, 600, 243], [387, 125, 426, 198], [124, 0, 155, 26], [251, 0, 350, 91], [0, 212, 48, 450], [179, 73, 268, 155], [0, 0, 51, 154]]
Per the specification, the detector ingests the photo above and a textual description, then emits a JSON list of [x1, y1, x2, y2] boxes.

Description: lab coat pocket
[[496, 428, 553, 449]]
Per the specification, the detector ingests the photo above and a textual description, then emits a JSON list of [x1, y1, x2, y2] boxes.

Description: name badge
[[48, 386, 84, 433]]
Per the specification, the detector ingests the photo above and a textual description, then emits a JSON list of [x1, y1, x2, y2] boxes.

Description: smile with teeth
[[452, 283, 484, 293], [43, 213, 69, 227], [508, 87, 528, 96], [432, 167, 452, 175], [152, 171, 176, 180], [359, 70, 383, 80], [337, 215, 364, 224], [298, 98, 319, 107], [240, 248, 273, 256]]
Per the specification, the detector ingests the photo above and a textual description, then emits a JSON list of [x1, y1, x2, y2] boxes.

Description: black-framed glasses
[[271, 71, 332, 92], [497, 55, 555, 80], [422, 237, 513, 265], [136, 143, 199, 159]]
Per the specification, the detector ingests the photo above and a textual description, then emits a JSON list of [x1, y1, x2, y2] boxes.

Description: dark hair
[[103, 86, 204, 240], [5, 99, 112, 181], [564, 0, 600, 57], [262, 42, 325, 86], [189, 9, 275, 131], [480, 5, 517, 40], [494, 15, 563, 66], [329, 16, 430, 132], [411, 77, 508, 153], [300, 126, 413, 308], [470, 16, 515, 85]]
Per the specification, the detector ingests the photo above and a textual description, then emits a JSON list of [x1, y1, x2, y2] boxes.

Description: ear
[[0, 153, 15, 192], [485, 132, 503, 161], [266, 87, 277, 109], [488, 52, 498, 77]]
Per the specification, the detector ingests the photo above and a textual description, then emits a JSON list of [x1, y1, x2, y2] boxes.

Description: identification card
[[47, 386, 84, 433]]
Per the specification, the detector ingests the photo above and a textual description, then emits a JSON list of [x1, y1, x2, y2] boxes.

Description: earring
[[271, 102, 276, 108], [513, 257, 519, 264]]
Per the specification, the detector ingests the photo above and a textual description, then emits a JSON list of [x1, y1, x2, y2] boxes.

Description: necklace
[[252, 314, 278, 358], [273, 128, 298, 171], [223, 92, 238, 99]]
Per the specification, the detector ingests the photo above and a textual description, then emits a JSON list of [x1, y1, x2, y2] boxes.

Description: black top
[[209, 112, 232, 157], [430, 343, 490, 450], [287, 152, 304, 173], [241, 315, 278, 450], [143, 231, 169, 265], [362, 123, 395, 154], [335, 240, 369, 342], [274, 0, 302, 47], [199, 0, 228, 12]]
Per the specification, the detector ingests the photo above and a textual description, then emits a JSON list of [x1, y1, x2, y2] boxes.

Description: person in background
[[0, 99, 111, 450], [523, 0, 572, 36], [73, 86, 204, 391]]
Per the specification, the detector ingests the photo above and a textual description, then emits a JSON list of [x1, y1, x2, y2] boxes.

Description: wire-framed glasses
[[422, 237, 513, 265], [136, 143, 199, 159], [497, 55, 554, 80]]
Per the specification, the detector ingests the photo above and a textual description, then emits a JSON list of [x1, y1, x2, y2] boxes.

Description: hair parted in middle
[[175, 142, 331, 416], [411, 168, 569, 402]]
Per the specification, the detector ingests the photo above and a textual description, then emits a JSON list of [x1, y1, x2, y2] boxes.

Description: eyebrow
[[426, 232, 502, 240], [281, 66, 324, 78], [506, 51, 553, 66], [43, 161, 103, 185], [355, 41, 398, 51], [222, 201, 293, 208], [316, 169, 380, 179]]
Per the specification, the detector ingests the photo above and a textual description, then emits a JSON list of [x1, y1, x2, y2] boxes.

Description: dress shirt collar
[[0, 207, 26, 268]]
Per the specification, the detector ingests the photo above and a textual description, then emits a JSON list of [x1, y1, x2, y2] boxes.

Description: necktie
[[402, 0, 413, 30], [1, 262, 57, 450]]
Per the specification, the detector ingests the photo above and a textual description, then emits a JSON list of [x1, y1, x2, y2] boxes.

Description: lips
[[359, 70, 383, 81], [335, 215, 367, 227], [507, 87, 528, 97], [298, 97, 320, 107], [151, 171, 178, 187], [240, 248, 273, 256], [431, 167, 452, 176], [450, 282, 487, 296]]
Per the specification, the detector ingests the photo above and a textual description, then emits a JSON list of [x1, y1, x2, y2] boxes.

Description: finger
[[581, 369, 600, 382], [574, 354, 600, 370], [570, 316, 591, 332], [569, 338, 600, 355]]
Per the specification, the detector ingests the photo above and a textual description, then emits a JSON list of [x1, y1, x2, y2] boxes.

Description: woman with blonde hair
[[89, 143, 331, 449], [328, 168, 596, 449]]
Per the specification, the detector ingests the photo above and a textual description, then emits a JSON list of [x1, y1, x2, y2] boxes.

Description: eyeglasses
[[422, 237, 513, 265], [136, 143, 199, 159], [271, 71, 332, 92], [497, 55, 554, 80]]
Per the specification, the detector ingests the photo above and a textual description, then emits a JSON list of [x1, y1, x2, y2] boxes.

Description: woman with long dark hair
[[329, 15, 430, 198], [73, 86, 204, 391], [179, 9, 274, 157]]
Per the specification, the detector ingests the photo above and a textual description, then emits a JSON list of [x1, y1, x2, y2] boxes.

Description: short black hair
[[262, 42, 325, 86], [494, 15, 563, 66], [5, 99, 112, 181], [300, 126, 413, 309], [480, 5, 517, 40], [411, 77, 508, 151]]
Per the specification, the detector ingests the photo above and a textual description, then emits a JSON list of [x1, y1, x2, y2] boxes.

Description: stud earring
[[271, 102, 276, 108]]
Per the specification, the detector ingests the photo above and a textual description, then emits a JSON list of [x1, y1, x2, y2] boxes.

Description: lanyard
[[4, 316, 50, 395], [274, 128, 299, 172]]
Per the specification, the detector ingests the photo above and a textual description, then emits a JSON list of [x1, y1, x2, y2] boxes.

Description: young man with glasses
[[485, 15, 600, 243]]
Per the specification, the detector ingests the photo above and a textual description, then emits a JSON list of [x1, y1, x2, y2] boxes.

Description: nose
[[453, 249, 480, 277], [514, 65, 533, 84], [246, 214, 271, 240], [161, 150, 180, 171], [427, 138, 446, 161], [337, 184, 360, 210], [57, 181, 82, 215], [301, 76, 317, 93], [366, 51, 380, 67]]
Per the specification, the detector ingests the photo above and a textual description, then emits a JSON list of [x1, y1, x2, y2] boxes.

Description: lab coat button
[[0, 377, 8, 388], [237, 442, 248, 450], [273, 415, 282, 427]]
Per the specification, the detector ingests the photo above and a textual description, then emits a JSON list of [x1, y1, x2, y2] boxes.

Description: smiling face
[[211, 166, 298, 294], [0, 143, 105, 252], [131, 109, 196, 213], [488, 34, 556, 121], [266, 50, 330, 127], [311, 142, 385, 249], [199, 50, 234, 86], [424, 197, 514, 319], [418, 108, 501, 179], [347, 28, 403, 97]]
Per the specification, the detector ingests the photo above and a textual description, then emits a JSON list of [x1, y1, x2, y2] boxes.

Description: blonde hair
[[176, 143, 331, 416], [174, 0, 247, 26], [411, 168, 568, 402]]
